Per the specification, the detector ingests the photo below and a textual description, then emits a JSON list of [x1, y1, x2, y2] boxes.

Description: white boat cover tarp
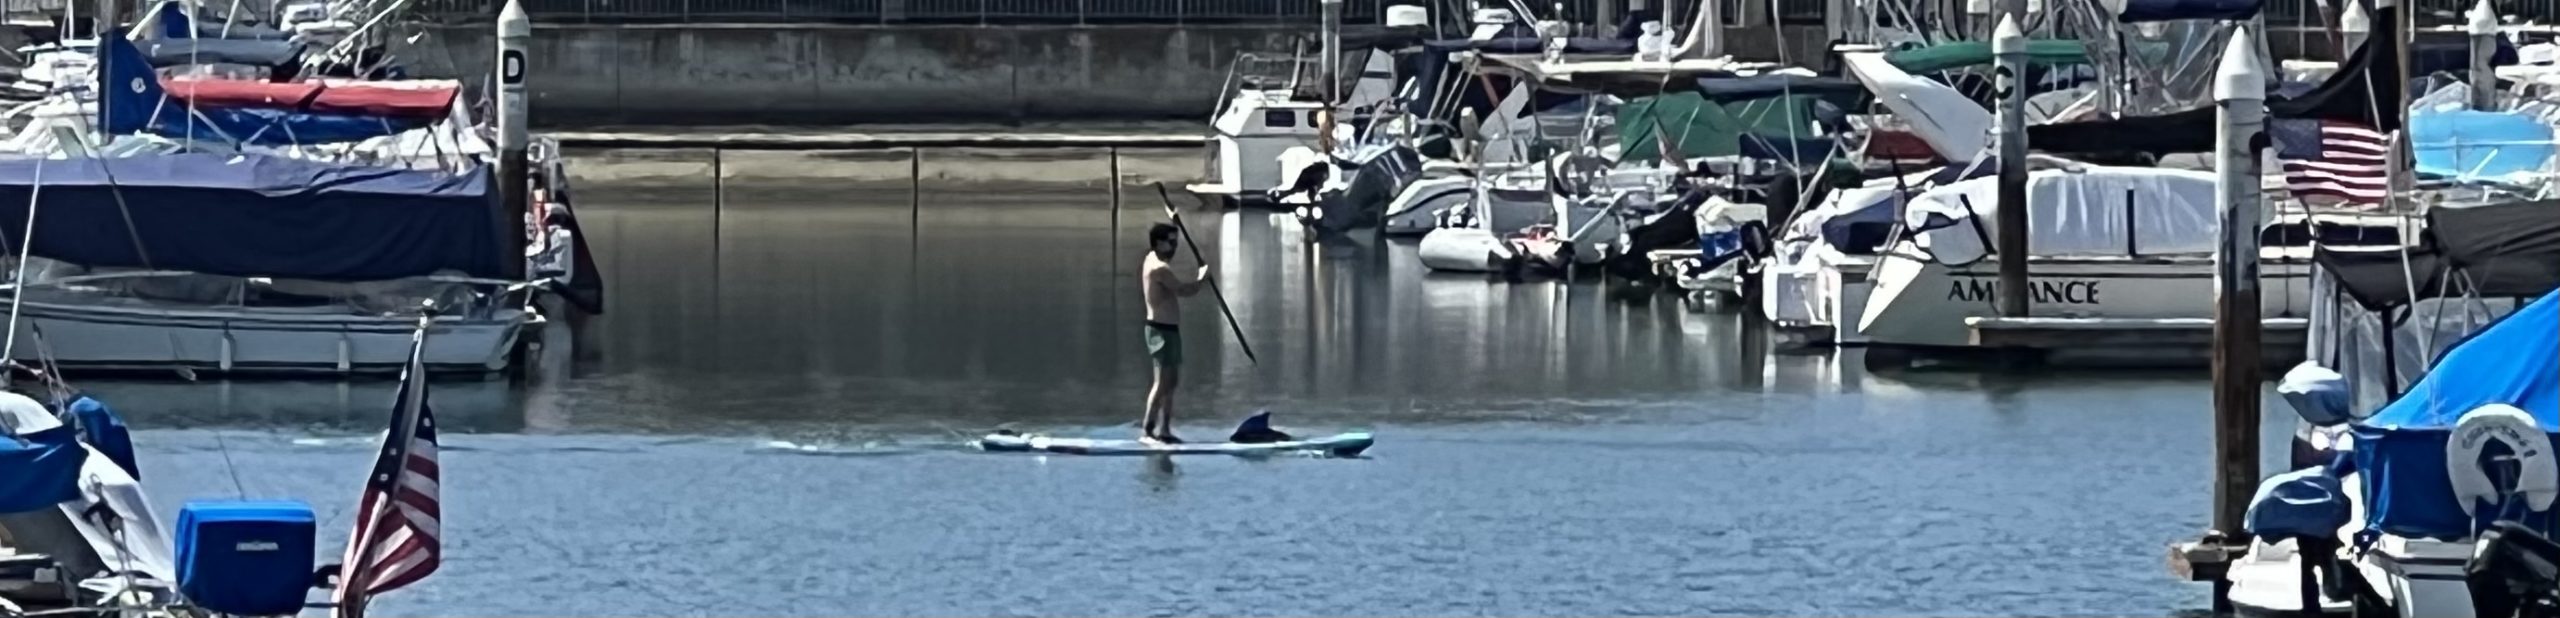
[[1840, 52, 1993, 162], [0, 394, 177, 584], [1899, 166, 2223, 264]]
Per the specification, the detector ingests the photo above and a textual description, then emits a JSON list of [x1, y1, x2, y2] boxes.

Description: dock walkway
[[1966, 316, 2310, 369]]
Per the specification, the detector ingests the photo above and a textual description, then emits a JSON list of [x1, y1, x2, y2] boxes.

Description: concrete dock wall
[[410, 23, 2347, 127]]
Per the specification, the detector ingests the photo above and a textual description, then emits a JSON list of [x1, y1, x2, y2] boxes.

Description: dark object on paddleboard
[[1227, 411, 1296, 443], [978, 412, 1370, 457]]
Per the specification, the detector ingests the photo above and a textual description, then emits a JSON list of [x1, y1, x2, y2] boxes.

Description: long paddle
[[1153, 183, 1257, 366]]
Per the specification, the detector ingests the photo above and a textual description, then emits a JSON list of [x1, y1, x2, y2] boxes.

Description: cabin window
[[1263, 110, 1297, 129]]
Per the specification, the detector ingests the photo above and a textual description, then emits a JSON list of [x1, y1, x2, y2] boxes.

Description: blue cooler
[[176, 501, 316, 616]]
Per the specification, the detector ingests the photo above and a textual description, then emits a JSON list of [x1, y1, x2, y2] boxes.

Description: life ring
[[2448, 403, 2559, 519]]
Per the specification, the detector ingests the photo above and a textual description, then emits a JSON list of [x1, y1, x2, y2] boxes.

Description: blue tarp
[[2116, 0, 2264, 22], [69, 395, 137, 481], [2413, 109, 2555, 180], [0, 426, 88, 514], [0, 153, 505, 281], [2352, 290, 2560, 540], [99, 31, 431, 147]]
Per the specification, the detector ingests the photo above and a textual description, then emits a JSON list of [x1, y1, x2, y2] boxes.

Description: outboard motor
[[1298, 145, 1421, 237], [2469, 521, 2560, 618]]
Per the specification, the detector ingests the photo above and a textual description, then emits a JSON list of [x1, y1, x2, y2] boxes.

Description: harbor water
[[107, 148, 2294, 616]]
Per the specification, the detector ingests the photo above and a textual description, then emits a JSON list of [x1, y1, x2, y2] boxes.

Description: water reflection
[[84, 147, 2212, 440], [86, 148, 2279, 617]]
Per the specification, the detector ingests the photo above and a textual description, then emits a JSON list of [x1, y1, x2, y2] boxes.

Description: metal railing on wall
[[408, 0, 2549, 30], [411, 0, 1432, 23]]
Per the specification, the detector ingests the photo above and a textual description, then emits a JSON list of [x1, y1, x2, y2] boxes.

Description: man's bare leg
[[1141, 367, 1169, 443], [1154, 367, 1182, 443]]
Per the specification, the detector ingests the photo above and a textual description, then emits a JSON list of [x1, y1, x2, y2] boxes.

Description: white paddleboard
[[976, 411, 1373, 457]]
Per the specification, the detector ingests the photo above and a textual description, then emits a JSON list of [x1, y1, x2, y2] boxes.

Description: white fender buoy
[[2448, 403, 2560, 519]]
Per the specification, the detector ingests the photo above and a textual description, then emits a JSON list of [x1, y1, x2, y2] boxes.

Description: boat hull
[[1855, 249, 2318, 349], [2, 297, 526, 376]]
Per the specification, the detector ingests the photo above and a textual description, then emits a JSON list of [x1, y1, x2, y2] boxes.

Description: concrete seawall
[[415, 24, 1304, 126], [410, 23, 2353, 128]]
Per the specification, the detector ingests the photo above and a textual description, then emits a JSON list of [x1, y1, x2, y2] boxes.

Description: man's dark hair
[[1148, 223, 1180, 248]]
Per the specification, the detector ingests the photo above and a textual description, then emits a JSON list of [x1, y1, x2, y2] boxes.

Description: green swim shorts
[[1144, 321, 1183, 369]]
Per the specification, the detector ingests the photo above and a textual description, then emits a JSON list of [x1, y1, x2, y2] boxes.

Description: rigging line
[[1, 157, 42, 364], [211, 428, 249, 497], [66, 46, 163, 274], [88, 144, 158, 274]]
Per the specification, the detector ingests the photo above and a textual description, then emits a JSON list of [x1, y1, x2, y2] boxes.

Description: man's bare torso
[[1142, 253, 1180, 325]]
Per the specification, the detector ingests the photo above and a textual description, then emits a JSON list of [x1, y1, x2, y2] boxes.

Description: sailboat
[[0, 27, 601, 377]]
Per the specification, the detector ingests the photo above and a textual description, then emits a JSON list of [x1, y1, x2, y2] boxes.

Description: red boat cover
[[164, 79, 461, 119]]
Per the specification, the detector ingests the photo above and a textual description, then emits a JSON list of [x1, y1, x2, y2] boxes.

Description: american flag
[[331, 328, 442, 618], [2271, 118, 2391, 204]]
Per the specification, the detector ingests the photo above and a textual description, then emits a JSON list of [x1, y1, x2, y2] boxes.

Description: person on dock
[[1140, 222, 1210, 445]]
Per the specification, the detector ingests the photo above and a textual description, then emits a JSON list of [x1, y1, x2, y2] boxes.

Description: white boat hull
[[1855, 248, 2318, 349], [2, 297, 526, 376]]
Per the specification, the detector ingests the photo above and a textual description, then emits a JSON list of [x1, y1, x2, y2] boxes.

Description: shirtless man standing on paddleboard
[[1141, 223, 1211, 445]]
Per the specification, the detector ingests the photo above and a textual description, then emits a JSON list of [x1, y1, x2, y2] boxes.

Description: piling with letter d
[[497, 0, 531, 281]]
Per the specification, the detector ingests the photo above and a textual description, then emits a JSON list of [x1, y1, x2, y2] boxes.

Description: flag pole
[[333, 302, 438, 618]]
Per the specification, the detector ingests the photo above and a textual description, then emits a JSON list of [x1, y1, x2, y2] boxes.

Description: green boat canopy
[[1615, 91, 1820, 162], [1882, 40, 2093, 73]]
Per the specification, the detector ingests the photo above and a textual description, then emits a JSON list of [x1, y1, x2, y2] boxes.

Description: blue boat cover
[[69, 395, 138, 480], [2245, 466, 2354, 540], [0, 153, 505, 281], [99, 31, 431, 147], [2351, 290, 2560, 540], [2412, 109, 2554, 180], [140, 38, 302, 68], [0, 425, 87, 514], [2115, 0, 2263, 22]]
